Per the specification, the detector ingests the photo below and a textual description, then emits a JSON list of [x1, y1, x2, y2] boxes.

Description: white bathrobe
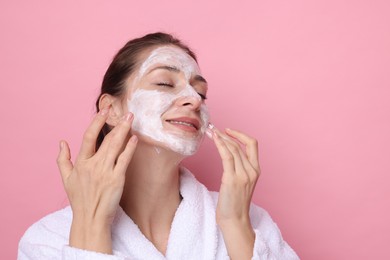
[[18, 167, 299, 260]]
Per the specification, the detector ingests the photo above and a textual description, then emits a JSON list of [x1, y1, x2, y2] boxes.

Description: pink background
[[1, 1, 389, 259]]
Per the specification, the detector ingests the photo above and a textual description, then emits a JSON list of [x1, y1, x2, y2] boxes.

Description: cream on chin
[[127, 88, 209, 156], [127, 45, 209, 156]]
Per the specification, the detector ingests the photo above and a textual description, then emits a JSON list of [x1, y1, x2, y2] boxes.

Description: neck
[[119, 140, 185, 236]]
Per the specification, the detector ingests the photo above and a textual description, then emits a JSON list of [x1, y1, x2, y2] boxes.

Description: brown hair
[[95, 32, 198, 149]]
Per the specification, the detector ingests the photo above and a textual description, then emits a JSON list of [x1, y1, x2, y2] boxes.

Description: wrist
[[218, 216, 255, 247], [218, 217, 255, 260], [217, 214, 252, 229], [70, 218, 113, 254]]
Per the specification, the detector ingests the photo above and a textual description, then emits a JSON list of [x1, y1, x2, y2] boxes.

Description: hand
[[210, 126, 260, 259], [56, 107, 138, 253], [211, 127, 260, 224]]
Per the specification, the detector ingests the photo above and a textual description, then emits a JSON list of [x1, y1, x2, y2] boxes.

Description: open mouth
[[165, 117, 200, 131]]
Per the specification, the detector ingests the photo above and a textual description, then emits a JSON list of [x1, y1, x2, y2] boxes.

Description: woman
[[18, 32, 299, 259]]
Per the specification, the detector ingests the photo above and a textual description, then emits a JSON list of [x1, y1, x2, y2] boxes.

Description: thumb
[[56, 140, 73, 181]]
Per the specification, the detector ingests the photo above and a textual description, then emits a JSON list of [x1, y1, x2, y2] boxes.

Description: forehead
[[137, 45, 201, 76]]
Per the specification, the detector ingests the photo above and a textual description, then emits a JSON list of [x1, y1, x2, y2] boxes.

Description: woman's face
[[125, 45, 209, 156]]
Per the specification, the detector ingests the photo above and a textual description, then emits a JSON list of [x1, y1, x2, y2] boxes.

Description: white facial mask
[[127, 46, 210, 156], [136, 46, 201, 82]]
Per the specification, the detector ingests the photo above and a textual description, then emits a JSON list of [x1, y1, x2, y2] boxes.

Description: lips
[[165, 117, 200, 130]]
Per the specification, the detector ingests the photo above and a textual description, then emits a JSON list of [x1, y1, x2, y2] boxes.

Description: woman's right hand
[[56, 107, 138, 254]]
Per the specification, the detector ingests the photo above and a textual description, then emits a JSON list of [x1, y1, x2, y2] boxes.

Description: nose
[[176, 95, 202, 111]]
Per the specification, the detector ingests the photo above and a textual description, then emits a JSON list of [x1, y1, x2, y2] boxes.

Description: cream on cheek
[[127, 88, 209, 156], [127, 47, 210, 156]]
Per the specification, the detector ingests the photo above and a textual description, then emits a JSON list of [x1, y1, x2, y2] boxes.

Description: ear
[[98, 94, 125, 127]]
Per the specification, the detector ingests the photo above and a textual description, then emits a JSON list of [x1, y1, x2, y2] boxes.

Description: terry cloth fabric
[[18, 167, 299, 259]]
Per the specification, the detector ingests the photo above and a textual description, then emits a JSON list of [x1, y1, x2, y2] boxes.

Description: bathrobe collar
[[111, 167, 218, 259]]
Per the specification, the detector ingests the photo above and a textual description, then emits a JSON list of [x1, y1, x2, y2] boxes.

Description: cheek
[[128, 90, 175, 118], [199, 104, 210, 131]]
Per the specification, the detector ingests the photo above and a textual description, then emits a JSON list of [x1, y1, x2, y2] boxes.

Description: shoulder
[[19, 206, 72, 252]]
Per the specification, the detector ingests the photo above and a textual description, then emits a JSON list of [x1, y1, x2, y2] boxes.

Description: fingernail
[[100, 108, 109, 115], [126, 113, 133, 121], [207, 123, 215, 130], [121, 113, 133, 121], [205, 128, 213, 139], [59, 141, 64, 150], [131, 135, 138, 143]]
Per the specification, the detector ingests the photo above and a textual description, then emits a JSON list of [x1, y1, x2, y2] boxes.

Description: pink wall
[[1, 1, 389, 259]]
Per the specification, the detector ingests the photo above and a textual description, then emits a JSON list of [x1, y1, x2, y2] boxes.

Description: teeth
[[168, 120, 195, 128]]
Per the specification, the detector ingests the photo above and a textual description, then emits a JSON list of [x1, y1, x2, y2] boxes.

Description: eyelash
[[157, 82, 174, 88], [156, 83, 207, 100]]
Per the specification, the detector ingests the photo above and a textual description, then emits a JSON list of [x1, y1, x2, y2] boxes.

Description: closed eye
[[157, 83, 207, 100], [156, 82, 174, 88], [198, 93, 207, 100]]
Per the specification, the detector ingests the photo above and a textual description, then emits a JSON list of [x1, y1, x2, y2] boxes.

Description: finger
[[212, 130, 235, 175], [56, 140, 74, 181], [78, 107, 110, 160], [97, 113, 133, 168], [215, 128, 260, 181], [114, 135, 138, 174], [216, 130, 260, 190], [214, 130, 247, 175], [233, 145, 259, 182], [225, 128, 260, 171]]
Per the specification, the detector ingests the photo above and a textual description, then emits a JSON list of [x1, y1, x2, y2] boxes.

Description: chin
[[134, 130, 204, 157]]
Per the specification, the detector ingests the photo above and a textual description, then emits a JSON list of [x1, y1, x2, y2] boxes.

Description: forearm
[[69, 217, 113, 254], [219, 218, 255, 260]]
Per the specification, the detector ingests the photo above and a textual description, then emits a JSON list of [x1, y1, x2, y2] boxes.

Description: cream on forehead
[[137, 46, 201, 81]]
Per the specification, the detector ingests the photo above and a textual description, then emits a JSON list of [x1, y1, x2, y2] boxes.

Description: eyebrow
[[147, 65, 208, 84]]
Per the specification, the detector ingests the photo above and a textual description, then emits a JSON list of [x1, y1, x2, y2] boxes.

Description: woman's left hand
[[210, 127, 260, 259], [211, 127, 261, 224]]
